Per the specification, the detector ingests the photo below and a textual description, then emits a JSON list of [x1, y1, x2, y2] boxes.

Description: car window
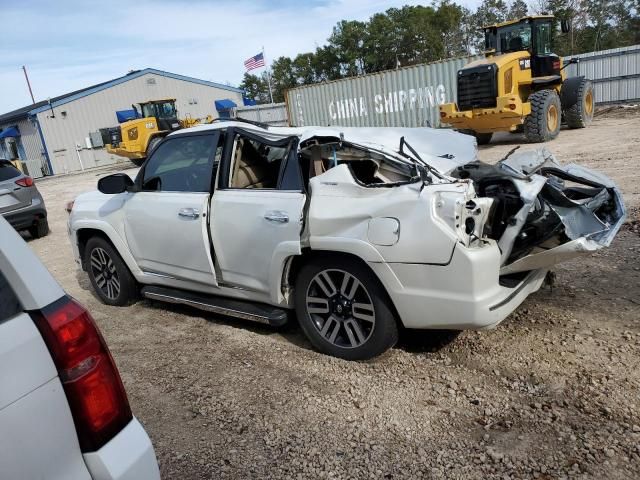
[[0, 270, 21, 321], [229, 134, 288, 189], [141, 135, 218, 192], [0, 160, 21, 182]]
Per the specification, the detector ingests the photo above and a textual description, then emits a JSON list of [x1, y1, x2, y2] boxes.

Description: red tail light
[[31, 296, 132, 452], [15, 176, 34, 187], [553, 60, 561, 70]]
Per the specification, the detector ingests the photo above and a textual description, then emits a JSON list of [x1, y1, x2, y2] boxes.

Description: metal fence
[[286, 55, 480, 128], [564, 44, 640, 104], [236, 102, 289, 126]]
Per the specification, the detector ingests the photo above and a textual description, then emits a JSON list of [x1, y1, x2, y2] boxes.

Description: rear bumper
[[439, 96, 531, 133], [83, 418, 160, 480], [370, 241, 547, 330], [2, 198, 47, 231]]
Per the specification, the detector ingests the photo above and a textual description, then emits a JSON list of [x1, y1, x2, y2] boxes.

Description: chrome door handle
[[178, 207, 200, 219], [264, 211, 289, 223]]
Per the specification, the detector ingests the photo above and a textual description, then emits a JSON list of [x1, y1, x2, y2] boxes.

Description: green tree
[[508, 0, 529, 18], [239, 72, 270, 104]]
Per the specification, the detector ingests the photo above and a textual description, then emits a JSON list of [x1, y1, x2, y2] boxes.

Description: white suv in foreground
[[68, 122, 624, 359], [0, 217, 160, 479]]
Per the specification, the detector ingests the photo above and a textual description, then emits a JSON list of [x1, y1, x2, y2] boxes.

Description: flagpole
[[263, 46, 274, 104]]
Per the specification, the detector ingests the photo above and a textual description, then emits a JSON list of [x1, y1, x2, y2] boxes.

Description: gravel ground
[[25, 108, 640, 479]]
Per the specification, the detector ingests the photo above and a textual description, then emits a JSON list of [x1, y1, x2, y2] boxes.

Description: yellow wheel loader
[[439, 16, 594, 145], [103, 99, 212, 166]]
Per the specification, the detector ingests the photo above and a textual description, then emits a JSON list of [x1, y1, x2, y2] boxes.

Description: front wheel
[[85, 237, 138, 306], [294, 256, 398, 360], [524, 89, 561, 143]]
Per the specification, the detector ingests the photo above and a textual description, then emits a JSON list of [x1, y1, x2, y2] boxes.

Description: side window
[[141, 134, 217, 192], [0, 270, 21, 321], [229, 134, 288, 189]]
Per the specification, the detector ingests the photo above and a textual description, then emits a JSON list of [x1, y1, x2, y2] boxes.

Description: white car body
[[67, 122, 625, 358], [0, 217, 160, 479]]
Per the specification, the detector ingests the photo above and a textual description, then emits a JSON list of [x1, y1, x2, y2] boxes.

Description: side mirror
[[98, 173, 134, 194], [561, 19, 571, 34]]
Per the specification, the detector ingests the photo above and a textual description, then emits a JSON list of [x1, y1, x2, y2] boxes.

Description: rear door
[[0, 161, 31, 214], [210, 128, 305, 295], [123, 132, 222, 289], [0, 270, 92, 480]]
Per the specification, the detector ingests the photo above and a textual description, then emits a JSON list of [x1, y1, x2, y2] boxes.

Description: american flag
[[244, 52, 265, 71]]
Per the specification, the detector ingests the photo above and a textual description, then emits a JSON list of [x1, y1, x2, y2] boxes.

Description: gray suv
[[0, 159, 48, 238]]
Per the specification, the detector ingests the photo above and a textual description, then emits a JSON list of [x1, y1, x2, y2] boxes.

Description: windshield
[[496, 23, 531, 53], [141, 102, 176, 119]]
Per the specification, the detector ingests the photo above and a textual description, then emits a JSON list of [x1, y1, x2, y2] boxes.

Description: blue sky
[[0, 0, 481, 114]]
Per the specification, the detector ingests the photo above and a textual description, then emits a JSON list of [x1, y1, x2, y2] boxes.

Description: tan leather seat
[[231, 138, 269, 188]]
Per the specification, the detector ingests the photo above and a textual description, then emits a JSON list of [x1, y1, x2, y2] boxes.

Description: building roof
[[0, 68, 243, 124]]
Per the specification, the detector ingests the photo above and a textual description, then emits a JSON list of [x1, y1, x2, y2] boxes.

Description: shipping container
[[236, 102, 288, 126], [286, 55, 480, 128]]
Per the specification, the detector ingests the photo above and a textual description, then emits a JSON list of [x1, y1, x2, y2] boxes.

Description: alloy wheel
[[90, 247, 121, 300], [305, 269, 375, 349]]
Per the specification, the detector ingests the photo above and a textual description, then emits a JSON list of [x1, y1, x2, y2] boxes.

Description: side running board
[[140, 285, 288, 327]]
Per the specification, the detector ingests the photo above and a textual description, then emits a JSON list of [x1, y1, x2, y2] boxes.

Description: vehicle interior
[[299, 139, 416, 187], [230, 134, 288, 189]]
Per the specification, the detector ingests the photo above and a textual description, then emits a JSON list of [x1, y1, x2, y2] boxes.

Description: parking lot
[[28, 109, 640, 479]]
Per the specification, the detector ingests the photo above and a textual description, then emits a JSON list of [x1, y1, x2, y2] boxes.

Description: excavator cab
[[484, 18, 559, 78], [138, 99, 180, 132]]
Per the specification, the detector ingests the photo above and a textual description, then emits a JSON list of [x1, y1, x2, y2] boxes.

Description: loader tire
[[524, 90, 561, 143], [475, 132, 493, 145], [564, 79, 594, 129]]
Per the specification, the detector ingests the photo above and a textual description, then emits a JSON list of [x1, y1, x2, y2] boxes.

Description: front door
[[123, 132, 222, 289], [210, 128, 305, 296]]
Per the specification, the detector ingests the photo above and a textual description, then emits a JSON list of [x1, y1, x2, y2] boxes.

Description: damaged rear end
[[452, 148, 626, 276]]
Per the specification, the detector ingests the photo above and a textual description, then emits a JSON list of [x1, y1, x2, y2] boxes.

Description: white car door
[[210, 129, 305, 296], [123, 132, 222, 288]]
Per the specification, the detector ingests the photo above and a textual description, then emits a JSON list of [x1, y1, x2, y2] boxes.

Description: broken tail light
[[30, 296, 132, 452]]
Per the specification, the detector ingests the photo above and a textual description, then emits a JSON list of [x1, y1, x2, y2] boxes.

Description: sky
[[0, 0, 481, 114]]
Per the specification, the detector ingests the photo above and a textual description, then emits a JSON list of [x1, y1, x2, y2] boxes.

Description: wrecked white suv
[[67, 121, 624, 360]]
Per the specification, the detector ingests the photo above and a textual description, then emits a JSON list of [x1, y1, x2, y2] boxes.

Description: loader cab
[[139, 100, 180, 132], [484, 16, 560, 79]]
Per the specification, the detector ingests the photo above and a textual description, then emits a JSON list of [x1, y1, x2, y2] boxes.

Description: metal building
[[0, 68, 244, 177]]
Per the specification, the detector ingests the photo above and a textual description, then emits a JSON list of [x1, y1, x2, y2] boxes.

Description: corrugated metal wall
[[37, 73, 244, 174], [0, 118, 48, 178], [236, 103, 288, 126], [564, 44, 640, 104], [286, 55, 480, 128]]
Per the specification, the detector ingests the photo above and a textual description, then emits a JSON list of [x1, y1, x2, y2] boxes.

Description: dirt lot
[[28, 109, 640, 479]]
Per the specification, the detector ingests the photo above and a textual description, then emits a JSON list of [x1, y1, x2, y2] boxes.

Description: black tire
[[475, 132, 493, 145], [28, 218, 49, 239], [523, 89, 562, 143], [564, 79, 594, 128], [294, 256, 399, 360], [85, 236, 137, 306], [131, 158, 146, 167]]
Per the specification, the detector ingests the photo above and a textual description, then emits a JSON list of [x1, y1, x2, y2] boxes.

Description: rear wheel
[[85, 237, 137, 306], [294, 256, 398, 360], [475, 132, 493, 145], [564, 79, 594, 128], [524, 89, 561, 143], [28, 218, 49, 239]]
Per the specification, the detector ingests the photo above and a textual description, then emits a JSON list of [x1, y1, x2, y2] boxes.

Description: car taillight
[[15, 176, 34, 187], [30, 296, 132, 452]]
